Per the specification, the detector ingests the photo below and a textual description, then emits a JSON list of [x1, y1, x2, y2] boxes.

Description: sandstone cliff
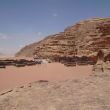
[[16, 18, 110, 58]]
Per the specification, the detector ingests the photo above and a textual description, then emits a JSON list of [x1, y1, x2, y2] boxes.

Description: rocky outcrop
[[16, 18, 110, 59], [93, 49, 110, 72], [0, 59, 37, 68]]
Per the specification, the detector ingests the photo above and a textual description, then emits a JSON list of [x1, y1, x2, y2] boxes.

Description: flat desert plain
[[0, 63, 92, 91]]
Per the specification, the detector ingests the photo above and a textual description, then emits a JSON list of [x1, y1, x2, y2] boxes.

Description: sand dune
[[0, 63, 92, 91]]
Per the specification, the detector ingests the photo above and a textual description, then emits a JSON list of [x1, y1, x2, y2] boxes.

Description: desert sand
[[0, 63, 92, 91], [0, 69, 110, 110]]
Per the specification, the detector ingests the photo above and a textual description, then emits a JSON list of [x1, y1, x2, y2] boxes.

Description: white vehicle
[[34, 58, 48, 64]]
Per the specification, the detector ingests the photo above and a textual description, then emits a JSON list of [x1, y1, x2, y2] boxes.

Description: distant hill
[[0, 53, 3, 55], [16, 18, 110, 58]]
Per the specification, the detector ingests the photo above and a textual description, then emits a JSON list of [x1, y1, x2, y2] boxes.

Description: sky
[[0, 0, 110, 55]]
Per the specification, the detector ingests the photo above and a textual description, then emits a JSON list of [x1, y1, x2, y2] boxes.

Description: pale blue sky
[[0, 0, 109, 54]]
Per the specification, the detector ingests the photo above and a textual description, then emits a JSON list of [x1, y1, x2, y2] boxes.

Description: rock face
[[1, 70, 110, 110], [16, 18, 110, 58]]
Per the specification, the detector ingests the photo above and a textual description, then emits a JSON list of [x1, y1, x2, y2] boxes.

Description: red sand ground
[[0, 63, 92, 91]]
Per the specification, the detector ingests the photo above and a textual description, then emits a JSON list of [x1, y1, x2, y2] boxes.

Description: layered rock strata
[[16, 18, 110, 61]]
